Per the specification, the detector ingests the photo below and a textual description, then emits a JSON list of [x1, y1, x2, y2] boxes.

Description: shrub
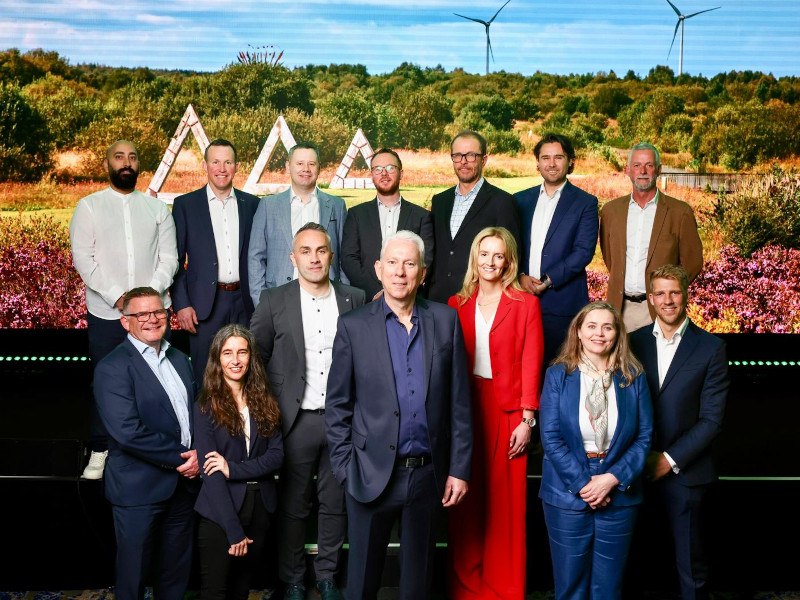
[[591, 85, 633, 118], [203, 105, 280, 166], [459, 95, 515, 131], [0, 215, 85, 328], [391, 88, 453, 150], [0, 84, 53, 181]]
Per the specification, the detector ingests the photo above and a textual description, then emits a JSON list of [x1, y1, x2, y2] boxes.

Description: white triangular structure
[[243, 115, 297, 196], [148, 104, 210, 203], [329, 128, 376, 189]]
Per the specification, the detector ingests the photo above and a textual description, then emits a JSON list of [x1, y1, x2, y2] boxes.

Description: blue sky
[[2, 0, 798, 77]]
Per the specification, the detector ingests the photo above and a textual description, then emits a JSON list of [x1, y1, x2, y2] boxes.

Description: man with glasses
[[94, 286, 198, 600], [341, 148, 434, 300], [427, 130, 520, 303], [70, 140, 178, 479]]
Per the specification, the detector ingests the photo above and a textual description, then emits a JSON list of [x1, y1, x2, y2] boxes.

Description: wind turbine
[[454, 0, 511, 75], [665, 0, 721, 76]]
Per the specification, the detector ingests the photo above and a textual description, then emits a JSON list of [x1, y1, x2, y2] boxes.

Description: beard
[[109, 166, 139, 191]]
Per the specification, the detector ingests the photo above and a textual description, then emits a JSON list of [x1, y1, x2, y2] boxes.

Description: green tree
[[391, 88, 453, 150], [23, 74, 101, 148], [591, 85, 633, 118], [458, 94, 515, 131], [0, 83, 53, 181]]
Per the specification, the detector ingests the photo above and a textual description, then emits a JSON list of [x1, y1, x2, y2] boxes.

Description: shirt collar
[[108, 186, 134, 200], [455, 177, 485, 201], [629, 189, 659, 208], [128, 333, 170, 357], [206, 184, 235, 203], [299, 282, 334, 301], [539, 180, 567, 201], [290, 186, 319, 205], [652, 317, 689, 343], [377, 196, 402, 209], [382, 297, 418, 322]]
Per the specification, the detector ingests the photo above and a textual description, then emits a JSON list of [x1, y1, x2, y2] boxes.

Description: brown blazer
[[599, 192, 703, 319]]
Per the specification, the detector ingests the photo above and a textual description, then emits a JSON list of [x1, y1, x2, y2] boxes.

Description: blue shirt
[[383, 299, 431, 457]]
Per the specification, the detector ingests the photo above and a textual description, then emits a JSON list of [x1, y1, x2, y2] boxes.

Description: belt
[[396, 454, 432, 468], [300, 408, 325, 415], [217, 281, 241, 291], [246, 481, 261, 490], [623, 293, 647, 303], [586, 451, 607, 459]]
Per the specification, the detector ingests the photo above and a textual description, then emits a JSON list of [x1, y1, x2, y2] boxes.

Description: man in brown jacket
[[599, 142, 703, 332]]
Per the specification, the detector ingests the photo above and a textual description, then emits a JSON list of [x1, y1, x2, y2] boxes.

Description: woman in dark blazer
[[194, 324, 283, 600], [539, 301, 652, 600], [448, 226, 544, 600]]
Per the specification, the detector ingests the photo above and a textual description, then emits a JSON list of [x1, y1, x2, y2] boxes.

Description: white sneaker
[[82, 450, 108, 480]]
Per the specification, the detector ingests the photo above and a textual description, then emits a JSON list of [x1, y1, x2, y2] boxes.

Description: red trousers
[[449, 376, 528, 600]]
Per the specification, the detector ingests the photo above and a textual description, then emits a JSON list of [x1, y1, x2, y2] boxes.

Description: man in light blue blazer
[[248, 142, 348, 306]]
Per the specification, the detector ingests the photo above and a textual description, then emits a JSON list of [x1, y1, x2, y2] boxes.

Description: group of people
[[67, 129, 727, 600]]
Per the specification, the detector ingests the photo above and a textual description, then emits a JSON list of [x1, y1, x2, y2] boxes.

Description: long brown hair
[[199, 324, 281, 437], [455, 226, 524, 305], [552, 301, 642, 386]]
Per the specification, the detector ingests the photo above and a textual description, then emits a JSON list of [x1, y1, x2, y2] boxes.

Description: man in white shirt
[[250, 223, 365, 600], [514, 133, 599, 366], [600, 142, 703, 333], [248, 142, 348, 306], [69, 140, 177, 479], [170, 139, 261, 382], [629, 264, 728, 600]]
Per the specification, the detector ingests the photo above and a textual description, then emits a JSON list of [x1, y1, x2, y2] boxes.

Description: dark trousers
[[278, 410, 346, 585], [86, 313, 128, 451], [188, 288, 247, 383], [345, 463, 438, 600], [541, 312, 572, 369], [111, 484, 196, 600], [197, 487, 271, 600]]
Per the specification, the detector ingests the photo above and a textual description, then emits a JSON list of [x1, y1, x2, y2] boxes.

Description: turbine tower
[[454, 0, 511, 75], [665, 0, 721, 76]]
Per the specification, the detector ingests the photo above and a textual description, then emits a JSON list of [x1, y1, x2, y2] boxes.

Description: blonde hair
[[552, 301, 642, 386], [455, 227, 524, 305]]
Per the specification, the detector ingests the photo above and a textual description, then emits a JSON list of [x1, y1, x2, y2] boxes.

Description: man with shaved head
[[70, 140, 178, 480]]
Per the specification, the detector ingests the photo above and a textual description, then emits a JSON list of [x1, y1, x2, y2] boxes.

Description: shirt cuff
[[664, 452, 680, 474]]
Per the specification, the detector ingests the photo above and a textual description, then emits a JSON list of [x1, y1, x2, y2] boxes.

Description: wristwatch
[[521, 416, 536, 428]]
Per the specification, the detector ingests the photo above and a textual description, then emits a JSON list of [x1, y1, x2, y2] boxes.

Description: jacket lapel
[[235, 190, 248, 256], [544, 181, 573, 248], [607, 371, 629, 452], [647, 197, 669, 269], [125, 340, 180, 428], [660, 322, 700, 392], [454, 183, 488, 240], [279, 191, 293, 249], [333, 281, 355, 314], [397, 197, 413, 231], [285, 282, 306, 371], [368, 301, 400, 406], [490, 291, 513, 332], [319, 192, 333, 230], [564, 369, 584, 449], [418, 299, 434, 403]]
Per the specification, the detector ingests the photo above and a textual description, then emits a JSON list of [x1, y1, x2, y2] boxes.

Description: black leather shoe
[[316, 579, 343, 600], [283, 583, 305, 600]]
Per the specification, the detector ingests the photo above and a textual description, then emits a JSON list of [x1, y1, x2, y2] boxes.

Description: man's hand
[[176, 306, 198, 334], [442, 476, 468, 507], [228, 537, 253, 557], [203, 450, 230, 479], [519, 274, 542, 295], [645, 451, 672, 482], [177, 449, 199, 478]]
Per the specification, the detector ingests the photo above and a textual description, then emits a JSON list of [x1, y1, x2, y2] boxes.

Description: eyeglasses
[[451, 152, 484, 163], [371, 165, 399, 175], [124, 309, 169, 322]]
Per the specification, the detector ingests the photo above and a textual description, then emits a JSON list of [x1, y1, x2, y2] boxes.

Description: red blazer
[[448, 289, 544, 412]]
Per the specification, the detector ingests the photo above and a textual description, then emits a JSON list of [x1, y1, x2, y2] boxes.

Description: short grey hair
[[627, 142, 661, 169], [380, 230, 426, 267]]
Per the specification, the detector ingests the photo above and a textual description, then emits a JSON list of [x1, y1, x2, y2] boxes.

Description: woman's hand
[[508, 422, 532, 459], [579, 473, 619, 509], [203, 451, 230, 479], [228, 537, 253, 557]]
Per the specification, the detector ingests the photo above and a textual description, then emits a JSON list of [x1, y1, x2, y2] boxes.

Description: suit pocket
[[352, 429, 367, 450]]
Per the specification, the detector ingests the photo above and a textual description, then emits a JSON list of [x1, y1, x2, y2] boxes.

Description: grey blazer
[[249, 279, 365, 436], [247, 188, 348, 306]]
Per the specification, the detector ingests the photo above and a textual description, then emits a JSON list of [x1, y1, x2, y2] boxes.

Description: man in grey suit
[[250, 223, 365, 600], [248, 142, 348, 306]]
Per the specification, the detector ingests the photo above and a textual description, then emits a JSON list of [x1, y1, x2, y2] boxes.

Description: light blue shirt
[[128, 334, 192, 448], [450, 177, 485, 238]]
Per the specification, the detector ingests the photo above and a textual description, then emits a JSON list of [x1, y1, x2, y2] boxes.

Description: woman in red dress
[[448, 226, 544, 600]]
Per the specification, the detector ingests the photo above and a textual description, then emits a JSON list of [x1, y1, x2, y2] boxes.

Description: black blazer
[[341, 197, 435, 299], [170, 186, 261, 321], [427, 180, 520, 303]]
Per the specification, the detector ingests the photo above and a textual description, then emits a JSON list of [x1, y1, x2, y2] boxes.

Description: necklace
[[477, 294, 501, 306]]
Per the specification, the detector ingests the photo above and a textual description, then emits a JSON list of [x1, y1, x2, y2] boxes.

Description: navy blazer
[[193, 402, 284, 545], [170, 186, 261, 321], [325, 298, 472, 503], [629, 322, 728, 486], [539, 363, 653, 511], [94, 338, 197, 507], [514, 181, 599, 317]]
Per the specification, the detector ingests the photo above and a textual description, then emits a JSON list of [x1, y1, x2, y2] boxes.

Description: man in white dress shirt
[[69, 140, 177, 479]]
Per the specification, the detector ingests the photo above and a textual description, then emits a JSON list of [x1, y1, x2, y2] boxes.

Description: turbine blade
[[488, 0, 512, 24], [665, 0, 682, 17], [667, 19, 680, 59], [685, 6, 721, 19], [488, 33, 495, 63], [454, 13, 489, 25]]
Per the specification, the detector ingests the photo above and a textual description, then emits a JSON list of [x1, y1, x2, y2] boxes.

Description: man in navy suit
[[248, 142, 348, 306], [94, 287, 198, 600], [427, 130, 520, 303], [326, 230, 472, 600], [170, 138, 261, 382], [514, 133, 599, 367], [630, 265, 728, 600]]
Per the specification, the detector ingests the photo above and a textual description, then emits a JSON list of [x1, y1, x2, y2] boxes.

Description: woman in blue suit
[[539, 301, 652, 600], [194, 324, 283, 600]]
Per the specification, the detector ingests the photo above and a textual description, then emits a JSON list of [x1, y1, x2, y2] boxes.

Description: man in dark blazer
[[170, 138, 261, 381], [250, 223, 365, 600], [629, 265, 728, 600], [326, 230, 472, 600], [427, 130, 520, 303], [94, 287, 198, 600], [515, 133, 599, 366], [341, 147, 434, 300]]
